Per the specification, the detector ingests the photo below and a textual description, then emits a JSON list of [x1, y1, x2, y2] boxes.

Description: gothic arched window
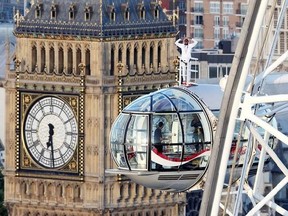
[[140, 7, 145, 19], [31, 45, 37, 72], [58, 47, 64, 74], [134, 46, 138, 67], [84, 6, 91, 21], [125, 8, 129, 20], [35, 4, 42, 18], [126, 47, 130, 69], [76, 48, 82, 74], [118, 47, 123, 63], [157, 44, 161, 66], [51, 5, 57, 19], [154, 6, 160, 19], [49, 46, 55, 73], [111, 8, 116, 21], [40, 46, 45, 72], [149, 46, 154, 67], [142, 46, 146, 67], [69, 4, 75, 20], [67, 47, 73, 74], [85, 49, 91, 75], [110, 47, 115, 76]]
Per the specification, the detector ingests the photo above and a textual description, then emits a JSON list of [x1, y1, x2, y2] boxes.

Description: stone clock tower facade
[[4, 0, 185, 215]]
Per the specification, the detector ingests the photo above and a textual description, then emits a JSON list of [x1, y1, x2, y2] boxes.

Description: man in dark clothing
[[154, 121, 164, 152], [153, 121, 164, 170], [191, 115, 202, 152], [190, 114, 201, 128]]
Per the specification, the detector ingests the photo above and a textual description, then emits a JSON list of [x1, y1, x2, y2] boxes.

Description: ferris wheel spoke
[[247, 178, 288, 216]]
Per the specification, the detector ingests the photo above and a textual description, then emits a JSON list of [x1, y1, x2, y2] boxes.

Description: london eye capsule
[[106, 86, 218, 192]]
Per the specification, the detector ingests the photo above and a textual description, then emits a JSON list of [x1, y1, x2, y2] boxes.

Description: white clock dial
[[24, 96, 78, 168]]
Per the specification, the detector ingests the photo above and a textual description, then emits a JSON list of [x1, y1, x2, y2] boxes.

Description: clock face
[[23, 96, 78, 169]]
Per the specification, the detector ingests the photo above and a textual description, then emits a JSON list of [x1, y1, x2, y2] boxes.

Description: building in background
[[161, 0, 248, 49], [161, 0, 248, 84], [185, 0, 247, 49]]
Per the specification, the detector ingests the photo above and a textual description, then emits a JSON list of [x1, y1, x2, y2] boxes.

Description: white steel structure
[[200, 0, 288, 215]]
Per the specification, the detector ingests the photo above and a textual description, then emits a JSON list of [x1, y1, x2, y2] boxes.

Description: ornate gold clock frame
[[14, 61, 85, 180]]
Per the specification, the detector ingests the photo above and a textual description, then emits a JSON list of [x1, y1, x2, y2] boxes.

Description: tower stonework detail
[[4, 0, 185, 215]]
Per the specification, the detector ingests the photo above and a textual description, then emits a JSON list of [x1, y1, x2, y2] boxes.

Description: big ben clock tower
[[4, 0, 186, 215]]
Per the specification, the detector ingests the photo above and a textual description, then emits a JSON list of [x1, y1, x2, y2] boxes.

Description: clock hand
[[46, 123, 55, 168], [46, 123, 54, 148]]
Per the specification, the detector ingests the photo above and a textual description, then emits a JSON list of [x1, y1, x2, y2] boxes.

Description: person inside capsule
[[153, 121, 164, 170], [190, 114, 204, 152]]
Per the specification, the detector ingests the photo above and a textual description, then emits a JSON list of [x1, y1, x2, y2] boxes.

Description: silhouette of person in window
[[191, 115, 203, 152], [191, 114, 201, 128], [153, 121, 164, 170], [154, 121, 164, 153]]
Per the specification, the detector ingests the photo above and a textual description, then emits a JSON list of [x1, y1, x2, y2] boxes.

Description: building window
[[118, 48, 122, 63], [240, 4, 248, 15], [157, 45, 161, 66], [154, 6, 159, 19], [209, 66, 217, 78], [223, 27, 229, 39], [31, 46, 37, 72], [222, 65, 231, 76], [84, 6, 91, 21], [195, 15, 203, 25], [67, 47, 73, 74], [126, 47, 130, 69], [194, 28, 203, 38], [223, 2, 233, 14], [223, 16, 229, 26], [76, 48, 81, 74], [214, 16, 220, 26], [40, 47, 45, 72], [210, 2, 220, 14], [125, 8, 129, 20], [58, 47, 64, 74], [149, 46, 153, 67], [110, 48, 114, 75], [51, 5, 57, 19], [49, 47, 55, 73], [133, 47, 138, 67], [85, 49, 91, 75], [194, 2, 203, 12], [142, 46, 146, 66], [69, 11, 74, 20], [179, 15, 186, 25], [111, 8, 116, 21], [179, 2, 186, 10], [69, 5, 75, 20], [140, 7, 145, 19], [190, 63, 200, 80], [209, 64, 231, 78], [214, 28, 220, 39], [35, 4, 41, 18]]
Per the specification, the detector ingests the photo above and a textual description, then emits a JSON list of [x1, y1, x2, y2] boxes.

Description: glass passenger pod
[[110, 87, 214, 174]]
